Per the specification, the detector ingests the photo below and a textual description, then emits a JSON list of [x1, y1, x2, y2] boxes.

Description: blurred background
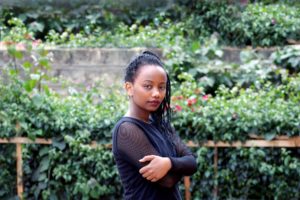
[[1, 0, 300, 199]]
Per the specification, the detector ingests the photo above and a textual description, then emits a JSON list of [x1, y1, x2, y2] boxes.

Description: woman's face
[[126, 64, 167, 114]]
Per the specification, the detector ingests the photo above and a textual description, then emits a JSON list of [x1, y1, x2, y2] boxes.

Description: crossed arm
[[116, 122, 197, 188]]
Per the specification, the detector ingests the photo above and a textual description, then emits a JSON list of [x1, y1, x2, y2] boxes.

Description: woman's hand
[[139, 155, 172, 182]]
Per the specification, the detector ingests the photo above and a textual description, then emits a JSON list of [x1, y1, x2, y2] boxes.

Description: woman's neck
[[125, 110, 150, 123]]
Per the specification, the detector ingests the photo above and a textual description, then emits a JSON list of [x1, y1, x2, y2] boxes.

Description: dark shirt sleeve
[[169, 132, 197, 176], [115, 122, 180, 188]]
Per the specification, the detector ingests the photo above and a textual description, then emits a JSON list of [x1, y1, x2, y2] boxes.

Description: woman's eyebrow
[[142, 80, 154, 83], [142, 80, 166, 84]]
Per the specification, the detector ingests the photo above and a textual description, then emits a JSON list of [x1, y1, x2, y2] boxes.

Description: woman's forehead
[[135, 65, 167, 82]]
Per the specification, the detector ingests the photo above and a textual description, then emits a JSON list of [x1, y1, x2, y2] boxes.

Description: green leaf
[[43, 85, 51, 95], [264, 131, 276, 141], [87, 178, 98, 188], [23, 79, 37, 92], [14, 50, 24, 59], [34, 129, 43, 136], [28, 132, 37, 141], [191, 41, 200, 52], [38, 182, 47, 190], [32, 168, 40, 181], [52, 137, 66, 150], [90, 188, 100, 199], [9, 69, 18, 76], [39, 156, 50, 172], [39, 58, 49, 68], [29, 21, 45, 32], [49, 194, 58, 200], [23, 61, 33, 69], [204, 171, 211, 178], [39, 147, 50, 157], [8, 47, 23, 59], [32, 94, 43, 108], [38, 173, 47, 181]]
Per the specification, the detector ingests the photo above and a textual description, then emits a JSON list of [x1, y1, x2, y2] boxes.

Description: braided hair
[[124, 51, 173, 134]]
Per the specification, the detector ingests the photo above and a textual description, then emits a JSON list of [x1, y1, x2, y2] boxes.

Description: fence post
[[213, 146, 218, 199], [184, 176, 191, 200], [16, 143, 23, 199]]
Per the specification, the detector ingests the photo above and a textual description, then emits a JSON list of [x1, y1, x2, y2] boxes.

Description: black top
[[112, 117, 197, 200]]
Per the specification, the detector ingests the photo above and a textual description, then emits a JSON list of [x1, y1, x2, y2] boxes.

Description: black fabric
[[112, 117, 197, 200]]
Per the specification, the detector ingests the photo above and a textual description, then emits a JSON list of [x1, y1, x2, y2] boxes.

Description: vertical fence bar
[[184, 176, 191, 200], [16, 143, 23, 199], [213, 146, 218, 199]]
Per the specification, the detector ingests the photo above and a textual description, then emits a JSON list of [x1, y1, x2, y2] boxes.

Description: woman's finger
[[140, 168, 153, 177], [139, 155, 155, 163]]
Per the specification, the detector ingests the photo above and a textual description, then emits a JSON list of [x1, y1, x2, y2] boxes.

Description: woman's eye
[[144, 85, 152, 89], [159, 86, 166, 90]]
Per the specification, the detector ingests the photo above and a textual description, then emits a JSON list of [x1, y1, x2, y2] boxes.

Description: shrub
[[165, 36, 290, 94], [240, 3, 300, 46], [2, 1, 300, 47], [189, 1, 300, 46], [172, 75, 300, 141], [271, 46, 300, 73], [0, 145, 17, 199], [1, 44, 300, 199]]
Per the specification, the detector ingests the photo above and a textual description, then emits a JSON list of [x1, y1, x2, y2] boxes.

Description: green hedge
[[165, 39, 299, 94], [0, 81, 125, 199], [172, 80, 300, 141], [193, 147, 300, 199], [1, 1, 300, 47], [1, 44, 300, 198], [1, 74, 300, 199], [0, 145, 16, 199]]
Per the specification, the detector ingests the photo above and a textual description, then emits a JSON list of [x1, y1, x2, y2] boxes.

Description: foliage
[[23, 139, 121, 200], [1, 1, 300, 47], [0, 88, 124, 199], [189, 147, 300, 199], [165, 36, 290, 94], [188, 1, 300, 47], [0, 0, 175, 40], [1, 43, 300, 198], [192, 147, 300, 199], [188, 0, 241, 39], [0, 44, 126, 199], [250, 0, 300, 5], [190, 147, 215, 199], [239, 3, 300, 46], [271, 46, 300, 74], [215, 148, 300, 199], [172, 75, 300, 141], [0, 145, 17, 199], [1, 18, 34, 43], [45, 20, 186, 48]]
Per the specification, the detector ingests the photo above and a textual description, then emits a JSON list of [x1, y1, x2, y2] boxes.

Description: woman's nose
[[152, 88, 160, 98]]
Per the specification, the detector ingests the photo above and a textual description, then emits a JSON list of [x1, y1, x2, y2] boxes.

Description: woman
[[112, 51, 197, 200]]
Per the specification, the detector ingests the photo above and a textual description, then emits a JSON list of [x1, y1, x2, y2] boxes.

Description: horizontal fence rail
[[1, 136, 300, 200]]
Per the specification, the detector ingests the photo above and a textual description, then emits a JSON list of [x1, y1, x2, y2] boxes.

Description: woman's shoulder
[[113, 117, 144, 135], [112, 117, 148, 153]]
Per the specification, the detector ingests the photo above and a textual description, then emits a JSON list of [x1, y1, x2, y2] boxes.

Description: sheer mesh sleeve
[[169, 132, 197, 176], [116, 122, 181, 188]]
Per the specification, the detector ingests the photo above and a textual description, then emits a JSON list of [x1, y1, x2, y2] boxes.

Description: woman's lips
[[147, 100, 161, 107]]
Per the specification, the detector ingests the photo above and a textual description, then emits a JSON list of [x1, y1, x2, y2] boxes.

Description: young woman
[[112, 51, 197, 200]]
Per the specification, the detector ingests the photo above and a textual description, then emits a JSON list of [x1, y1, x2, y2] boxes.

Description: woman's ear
[[124, 82, 133, 97]]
